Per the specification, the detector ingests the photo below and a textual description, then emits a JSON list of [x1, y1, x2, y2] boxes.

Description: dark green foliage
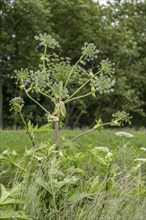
[[1, 0, 146, 128]]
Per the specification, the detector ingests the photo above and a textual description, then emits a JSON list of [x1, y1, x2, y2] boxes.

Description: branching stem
[[65, 69, 102, 103], [71, 121, 111, 141], [65, 92, 92, 103], [72, 128, 95, 141], [39, 91, 53, 100], [64, 53, 85, 88], [24, 89, 49, 114]]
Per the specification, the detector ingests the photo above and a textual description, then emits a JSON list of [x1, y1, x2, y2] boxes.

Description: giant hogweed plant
[[2, 34, 139, 219], [10, 33, 130, 146]]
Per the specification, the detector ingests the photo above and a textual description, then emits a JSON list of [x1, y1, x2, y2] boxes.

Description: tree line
[[1, 0, 146, 129]]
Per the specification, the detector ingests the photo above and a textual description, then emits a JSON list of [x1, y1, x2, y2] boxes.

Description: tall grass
[[0, 129, 146, 219]]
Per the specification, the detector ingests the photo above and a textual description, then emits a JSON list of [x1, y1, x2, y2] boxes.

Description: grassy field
[[0, 128, 146, 220], [1, 128, 145, 154]]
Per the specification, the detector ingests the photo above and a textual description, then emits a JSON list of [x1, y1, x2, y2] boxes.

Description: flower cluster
[[115, 131, 134, 138], [10, 97, 24, 112], [112, 111, 132, 125], [34, 33, 59, 48], [90, 73, 115, 94], [47, 55, 86, 85], [15, 68, 29, 82], [51, 82, 69, 99], [29, 70, 50, 93], [95, 146, 110, 152], [81, 42, 99, 61], [100, 59, 115, 75]]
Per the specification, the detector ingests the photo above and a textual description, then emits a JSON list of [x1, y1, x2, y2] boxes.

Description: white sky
[[93, 0, 115, 4]]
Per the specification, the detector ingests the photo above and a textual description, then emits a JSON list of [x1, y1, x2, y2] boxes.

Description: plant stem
[[20, 112, 35, 147], [71, 121, 111, 141], [55, 120, 59, 146], [24, 89, 49, 114], [102, 163, 112, 209], [43, 46, 47, 76], [71, 127, 95, 141], [55, 81, 63, 146], [64, 53, 85, 88], [39, 91, 53, 100], [65, 69, 102, 103], [7, 155, 26, 171], [65, 92, 92, 103]]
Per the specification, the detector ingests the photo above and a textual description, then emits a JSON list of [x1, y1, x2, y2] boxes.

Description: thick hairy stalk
[[55, 81, 63, 146]]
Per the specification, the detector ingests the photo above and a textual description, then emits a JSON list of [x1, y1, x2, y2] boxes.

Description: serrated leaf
[[88, 150, 107, 166], [0, 184, 22, 205], [69, 192, 91, 204], [34, 124, 50, 133], [0, 209, 32, 219], [11, 150, 17, 156], [2, 149, 9, 155], [35, 178, 52, 195]]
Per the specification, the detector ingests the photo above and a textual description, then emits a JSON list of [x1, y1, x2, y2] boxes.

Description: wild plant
[[10, 33, 119, 146], [1, 34, 145, 220]]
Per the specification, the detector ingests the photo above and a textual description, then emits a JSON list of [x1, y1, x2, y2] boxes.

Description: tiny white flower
[[115, 131, 134, 138], [134, 158, 146, 162], [106, 152, 113, 158], [140, 147, 146, 151], [95, 146, 110, 152]]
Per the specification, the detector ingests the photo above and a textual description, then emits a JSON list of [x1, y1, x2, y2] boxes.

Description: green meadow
[[1, 129, 145, 154]]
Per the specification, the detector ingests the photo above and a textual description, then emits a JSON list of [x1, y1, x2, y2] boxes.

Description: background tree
[[0, 0, 52, 128], [1, 0, 146, 128]]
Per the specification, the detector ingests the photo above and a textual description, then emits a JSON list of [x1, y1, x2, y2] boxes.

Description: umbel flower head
[[34, 33, 59, 48], [10, 97, 24, 112], [81, 42, 99, 61], [90, 74, 115, 94], [15, 68, 29, 81], [115, 131, 134, 138], [112, 111, 132, 125], [100, 59, 115, 75]]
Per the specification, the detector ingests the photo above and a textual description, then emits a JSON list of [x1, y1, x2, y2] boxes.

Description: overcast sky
[[93, 0, 115, 4]]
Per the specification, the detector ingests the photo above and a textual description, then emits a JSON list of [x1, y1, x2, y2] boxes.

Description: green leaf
[[88, 175, 100, 193], [88, 150, 108, 166], [79, 60, 86, 65], [69, 192, 91, 204], [0, 184, 23, 205], [35, 178, 52, 195], [34, 124, 51, 133], [0, 209, 32, 219]]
